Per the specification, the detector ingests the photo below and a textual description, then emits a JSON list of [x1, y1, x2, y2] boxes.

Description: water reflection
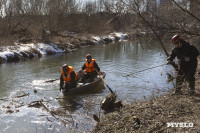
[[58, 82, 105, 113], [57, 97, 83, 113], [0, 41, 174, 132]]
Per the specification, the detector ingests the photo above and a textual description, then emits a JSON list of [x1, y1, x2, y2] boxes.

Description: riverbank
[[0, 32, 131, 63], [1, 27, 199, 64], [93, 60, 200, 132]]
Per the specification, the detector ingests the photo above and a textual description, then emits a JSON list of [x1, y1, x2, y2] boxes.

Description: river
[[0, 40, 174, 132]]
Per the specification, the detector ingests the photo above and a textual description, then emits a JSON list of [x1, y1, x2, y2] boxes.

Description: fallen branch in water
[[40, 100, 58, 119], [15, 93, 30, 98], [28, 100, 42, 108], [0, 98, 9, 101], [27, 99, 58, 119]]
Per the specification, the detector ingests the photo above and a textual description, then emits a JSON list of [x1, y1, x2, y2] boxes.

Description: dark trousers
[[80, 73, 97, 83], [64, 81, 77, 90], [176, 67, 196, 91]]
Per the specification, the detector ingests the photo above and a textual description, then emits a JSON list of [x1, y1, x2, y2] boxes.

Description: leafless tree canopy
[[0, 0, 199, 45]]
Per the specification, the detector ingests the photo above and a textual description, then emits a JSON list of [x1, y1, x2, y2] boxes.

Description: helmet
[[171, 35, 181, 43], [86, 54, 92, 59], [62, 64, 68, 71]]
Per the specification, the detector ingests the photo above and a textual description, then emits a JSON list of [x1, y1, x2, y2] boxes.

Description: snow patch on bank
[[92, 32, 129, 44], [33, 43, 64, 55], [0, 32, 130, 63], [114, 32, 128, 40], [0, 43, 65, 62], [0, 51, 15, 60]]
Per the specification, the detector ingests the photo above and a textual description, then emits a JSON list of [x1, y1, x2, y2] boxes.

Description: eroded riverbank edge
[[1, 29, 199, 64], [93, 60, 200, 132], [0, 32, 132, 64]]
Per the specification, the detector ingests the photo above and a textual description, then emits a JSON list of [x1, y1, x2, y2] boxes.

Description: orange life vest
[[61, 66, 78, 83], [85, 59, 96, 74]]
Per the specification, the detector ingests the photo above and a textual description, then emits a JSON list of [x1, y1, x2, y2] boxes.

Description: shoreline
[[1, 28, 199, 64], [93, 60, 200, 132], [0, 32, 131, 64]]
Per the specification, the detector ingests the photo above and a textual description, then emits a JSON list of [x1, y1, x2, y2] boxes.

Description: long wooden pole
[[97, 71, 114, 94]]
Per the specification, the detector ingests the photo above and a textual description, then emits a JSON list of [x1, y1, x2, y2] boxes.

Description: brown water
[[0, 41, 174, 132]]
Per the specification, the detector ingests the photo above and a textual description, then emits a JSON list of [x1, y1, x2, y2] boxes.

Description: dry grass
[[93, 60, 200, 133]]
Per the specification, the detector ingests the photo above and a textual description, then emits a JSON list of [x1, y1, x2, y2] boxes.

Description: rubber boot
[[173, 71, 184, 95], [188, 81, 195, 96], [173, 88, 182, 95], [187, 76, 195, 96]]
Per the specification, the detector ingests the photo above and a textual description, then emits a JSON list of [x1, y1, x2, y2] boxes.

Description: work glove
[[184, 57, 190, 62], [166, 60, 172, 64], [60, 87, 63, 92]]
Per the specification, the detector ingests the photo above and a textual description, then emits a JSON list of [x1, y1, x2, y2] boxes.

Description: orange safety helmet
[[171, 34, 181, 44]]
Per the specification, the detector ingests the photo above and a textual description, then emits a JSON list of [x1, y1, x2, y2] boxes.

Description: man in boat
[[60, 64, 78, 91], [80, 54, 100, 83], [167, 34, 199, 95]]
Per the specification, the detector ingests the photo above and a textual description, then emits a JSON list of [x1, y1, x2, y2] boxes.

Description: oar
[[45, 78, 60, 83], [96, 71, 114, 94]]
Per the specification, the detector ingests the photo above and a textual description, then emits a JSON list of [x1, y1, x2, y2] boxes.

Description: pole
[[124, 63, 167, 78]]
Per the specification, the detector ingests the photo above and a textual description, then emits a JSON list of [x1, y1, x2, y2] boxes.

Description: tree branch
[[172, 0, 200, 22]]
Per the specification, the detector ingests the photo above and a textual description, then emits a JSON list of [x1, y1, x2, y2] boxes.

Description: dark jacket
[[168, 40, 199, 71]]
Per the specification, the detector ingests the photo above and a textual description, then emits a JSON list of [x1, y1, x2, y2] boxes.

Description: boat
[[62, 71, 106, 96]]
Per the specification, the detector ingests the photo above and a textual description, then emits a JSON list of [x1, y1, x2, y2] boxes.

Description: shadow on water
[[57, 82, 105, 113]]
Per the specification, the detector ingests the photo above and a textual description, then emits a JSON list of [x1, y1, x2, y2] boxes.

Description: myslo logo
[[167, 122, 194, 128]]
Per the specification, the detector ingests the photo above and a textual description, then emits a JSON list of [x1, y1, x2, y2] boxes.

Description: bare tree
[[0, 0, 199, 47]]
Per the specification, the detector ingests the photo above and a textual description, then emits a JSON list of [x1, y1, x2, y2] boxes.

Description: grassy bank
[[93, 59, 200, 133]]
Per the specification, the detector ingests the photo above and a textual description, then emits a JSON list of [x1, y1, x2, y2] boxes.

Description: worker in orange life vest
[[60, 64, 78, 91], [80, 54, 100, 83]]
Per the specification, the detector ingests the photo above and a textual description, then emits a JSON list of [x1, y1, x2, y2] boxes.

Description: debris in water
[[28, 101, 42, 108], [34, 89, 38, 94], [114, 100, 123, 110], [166, 73, 174, 82], [6, 109, 14, 114], [101, 93, 123, 112], [93, 114, 100, 122], [101, 93, 116, 112]]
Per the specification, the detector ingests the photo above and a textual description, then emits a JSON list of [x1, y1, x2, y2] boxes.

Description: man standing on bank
[[167, 34, 199, 95], [60, 64, 78, 91], [80, 54, 100, 83]]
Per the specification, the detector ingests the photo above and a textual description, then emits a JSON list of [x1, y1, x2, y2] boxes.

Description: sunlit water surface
[[0, 41, 174, 132]]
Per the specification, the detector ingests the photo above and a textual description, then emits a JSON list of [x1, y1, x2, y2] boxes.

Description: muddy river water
[[0, 41, 174, 132]]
